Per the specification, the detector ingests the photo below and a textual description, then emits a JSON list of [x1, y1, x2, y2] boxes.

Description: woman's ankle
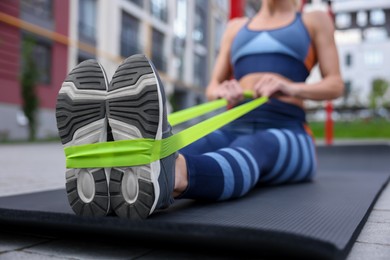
[[173, 154, 188, 198]]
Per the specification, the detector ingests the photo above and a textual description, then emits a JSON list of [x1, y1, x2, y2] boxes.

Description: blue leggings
[[178, 99, 317, 201]]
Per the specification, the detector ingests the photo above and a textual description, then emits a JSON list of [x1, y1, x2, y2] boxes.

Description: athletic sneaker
[[55, 59, 111, 217], [107, 54, 176, 219]]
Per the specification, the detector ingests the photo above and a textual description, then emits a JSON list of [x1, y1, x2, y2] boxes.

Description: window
[[170, 88, 187, 112], [343, 80, 351, 102], [370, 9, 385, 26], [174, 0, 187, 39], [21, 0, 53, 20], [173, 35, 185, 80], [364, 51, 383, 68], [194, 53, 207, 87], [214, 18, 224, 54], [78, 52, 95, 64], [216, 0, 228, 12], [193, 1, 208, 46], [150, 0, 168, 22], [21, 36, 52, 84], [174, 0, 187, 80], [121, 12, 140, 58], [79, 0, 97, 43], [363, 27, 387, 42], [245, 0, 261, 18], [152, 29, 166, 72], [336, 13, 351, 29], [128, 0, 143, 7], [33, 42, 51, 84], [356, 11, 367, 27], [345, 53, 352, 67]]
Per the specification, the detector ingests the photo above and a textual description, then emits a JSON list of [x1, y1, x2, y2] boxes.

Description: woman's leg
[[172, 129, 236, 197], [176, 128, 317, 201], [256, 129, 317, 185], [179, 129, 236, 155]]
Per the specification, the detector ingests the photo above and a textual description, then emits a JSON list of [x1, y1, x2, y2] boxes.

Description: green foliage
[[309, 119, 390, 139], [20, 36, 40, 141], [369, 78, 389, 110]]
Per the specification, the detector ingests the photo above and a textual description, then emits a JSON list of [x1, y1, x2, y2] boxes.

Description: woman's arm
[[295, 11, 344, 100], [205, 18, 247, 103]]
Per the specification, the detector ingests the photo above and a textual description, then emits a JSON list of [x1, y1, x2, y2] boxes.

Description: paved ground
[[0, 142, 389, 259]]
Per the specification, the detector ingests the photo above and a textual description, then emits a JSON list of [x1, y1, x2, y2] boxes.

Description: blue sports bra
[[230, 12, 317, 82]]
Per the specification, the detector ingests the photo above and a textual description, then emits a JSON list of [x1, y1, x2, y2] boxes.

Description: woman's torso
[[230, 12, 317, 108]]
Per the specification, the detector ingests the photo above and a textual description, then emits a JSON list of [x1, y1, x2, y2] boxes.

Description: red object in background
[[325, 0, 335, 146], [325, 101, 333, 145], [230, 0, 245, 19]]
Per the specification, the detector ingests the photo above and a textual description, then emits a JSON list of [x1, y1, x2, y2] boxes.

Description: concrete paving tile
[[138, 249, 257, 260], [354, 221, 390, 245], [24, 239, 151, 260], [347, 242, 390, 260], [374, 184, 390, 211], [366, 209, 390, 224], [0, 143, 65, 197], [0, 233, 50, 253], [0, 251, 72, 260]]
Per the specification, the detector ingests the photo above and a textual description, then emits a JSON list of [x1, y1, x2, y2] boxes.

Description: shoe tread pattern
[[109, 56, 153, 92], [66, 169, 109, 216], [108, 85, 159, 139], [56, 94, 106, 144], [56, 60, 107, 145], [109, 169, 154, 219], [56, 59, 110, 217], [65, 60, 107, 90], [108, 54, 160, 219], [108, 55, 159, 139]]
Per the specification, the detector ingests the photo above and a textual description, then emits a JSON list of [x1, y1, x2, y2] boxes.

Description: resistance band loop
[[65, 93, 267, 168], [168, 91, 254, 126]]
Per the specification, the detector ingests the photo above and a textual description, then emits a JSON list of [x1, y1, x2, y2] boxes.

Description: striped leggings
[[179, 123, 317, 201]]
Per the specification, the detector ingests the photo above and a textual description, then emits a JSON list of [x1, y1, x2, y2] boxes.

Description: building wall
[[337, 40, 390, 107], [333, 0, 390, 107], [0, 0, 69, 140], [304, 0, 390, 109], [41, 0, 69, 109], [0, 0, 21, 106], [68, 0, 229, 112], [0, 0, 230, 140]]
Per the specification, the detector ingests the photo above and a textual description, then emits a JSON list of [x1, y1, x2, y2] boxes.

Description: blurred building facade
[[71, 0, 230, 111], [332, 0, 390, 109], [304, 0, 390, 111], [3, 0, 388, 141], [0, 0, 69, 141], [0, 0, 230, 140]]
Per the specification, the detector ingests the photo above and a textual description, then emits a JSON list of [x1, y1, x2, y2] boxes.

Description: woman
[[56, 0, 343, 219], [174, 0, 343, 201]]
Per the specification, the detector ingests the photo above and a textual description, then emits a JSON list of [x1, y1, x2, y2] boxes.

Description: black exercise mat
[[0, 145, 389, 260]]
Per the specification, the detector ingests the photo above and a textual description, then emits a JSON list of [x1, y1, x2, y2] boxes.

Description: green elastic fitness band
[[64, 93, 268, 168], [168, 91, 254, 126]]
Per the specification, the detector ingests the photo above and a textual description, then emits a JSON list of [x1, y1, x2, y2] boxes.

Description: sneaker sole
[[55, 60, 111, 217], [107, 54, 163, 219]]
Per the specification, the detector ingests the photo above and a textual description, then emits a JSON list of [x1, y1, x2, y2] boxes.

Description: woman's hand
[[214, 79, 244, 106], [253, 74, 297, 99]]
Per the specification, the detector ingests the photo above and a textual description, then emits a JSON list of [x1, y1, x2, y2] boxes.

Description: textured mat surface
[[0, 145, 389, 260]]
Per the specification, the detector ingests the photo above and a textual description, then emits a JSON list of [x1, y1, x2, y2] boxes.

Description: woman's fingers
[[253, 76, 271, 98], [227, 80, 244, 106], [253, 75, 290, 98], [215, 80, 243, 106]]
